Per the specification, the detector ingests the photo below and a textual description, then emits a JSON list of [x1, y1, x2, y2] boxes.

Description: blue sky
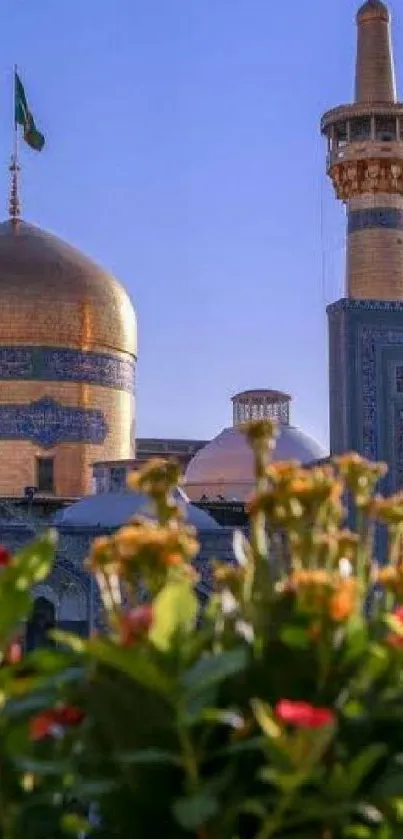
[[1, 0, 402, 447]]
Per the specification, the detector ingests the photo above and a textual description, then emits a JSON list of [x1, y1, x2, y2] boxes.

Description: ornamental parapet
[[328, 157, 403, 201]]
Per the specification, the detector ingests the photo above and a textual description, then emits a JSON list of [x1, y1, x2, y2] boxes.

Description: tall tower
[[324, 1, 403, 493], [322, 0, 403, 299]]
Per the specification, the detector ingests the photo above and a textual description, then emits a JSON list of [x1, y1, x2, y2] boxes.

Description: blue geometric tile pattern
[[348, 208, 403, 234], [0, 347, 135, 393], [0, 397, 108, 448], [327, 298, 403, 492]]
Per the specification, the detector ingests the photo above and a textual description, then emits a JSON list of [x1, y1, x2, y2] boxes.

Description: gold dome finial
[[355, 0, 396, 103], [8, 155, 20, 232]]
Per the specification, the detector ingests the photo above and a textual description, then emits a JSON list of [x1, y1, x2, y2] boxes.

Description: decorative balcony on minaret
[[324, 1, 403, 493]]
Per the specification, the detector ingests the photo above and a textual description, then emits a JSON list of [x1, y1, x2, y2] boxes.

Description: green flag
[[15, 72, 45, 152]]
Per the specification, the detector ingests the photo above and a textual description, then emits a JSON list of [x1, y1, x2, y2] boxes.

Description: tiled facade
[[328, 298, 403, 492]]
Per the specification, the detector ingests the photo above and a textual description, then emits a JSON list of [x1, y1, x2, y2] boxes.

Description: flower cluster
[[284, 568, 359, 622], [30, 705, 84, 741], [248, 462, 345, 534], [89, 520, 199, 576]]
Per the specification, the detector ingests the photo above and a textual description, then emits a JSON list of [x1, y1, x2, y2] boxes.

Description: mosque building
[[0, 0, 397, 638]]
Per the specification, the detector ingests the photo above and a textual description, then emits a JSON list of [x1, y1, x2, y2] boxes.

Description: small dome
[[357, 0, 389, 23], [55, 488, 220, 530], [0, 220, 136, 356], [184, 425, 326, 503]]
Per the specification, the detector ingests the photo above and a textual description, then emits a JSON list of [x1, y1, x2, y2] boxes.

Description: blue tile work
[[348, 208, 403, 234], [0, 397, 108, 447], [327, 299, 403, 492], [0, 347, 135, 393]]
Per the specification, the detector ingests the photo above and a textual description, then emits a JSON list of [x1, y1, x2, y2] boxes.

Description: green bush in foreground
[[2, 422, 403, 838]]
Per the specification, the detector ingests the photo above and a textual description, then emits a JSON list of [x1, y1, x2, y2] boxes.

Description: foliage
[[4, 429, 403, 837]]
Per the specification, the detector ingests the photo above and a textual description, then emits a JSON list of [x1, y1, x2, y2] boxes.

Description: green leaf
[[149, 579, 198, 651], [392, 799, 403, 822], [12, 530, 57, 589], [14, 757, 72, 776], [61, 813, 92, 836], [181, 647, 247, 695], [346, 744, 387, 795], [344, 826, 372, 839], [212, 736, 265, 759], [0, 531, 57, 643], [51, 630, 86, 653], [280, 625, 310, 649], [55, 630, 174, 697], [115, 749, 181, 766], [251, 699, 282, 739], [86, 638, 174, 697], [173, 791, 219, 829]]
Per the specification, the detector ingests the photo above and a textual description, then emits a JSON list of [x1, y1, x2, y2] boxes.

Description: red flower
[[120, 605, 153, 646], [30, 711, 57, 741], [30, 705, 84, 741], [387, 606, 403, 648], [0, 546, 11, 567], [5, 642, 22, 665], [275, 699, 335, 728], [55, 706, 85, 726]]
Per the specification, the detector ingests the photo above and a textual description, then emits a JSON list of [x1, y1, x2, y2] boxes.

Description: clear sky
[[1, 0, 402, 448]]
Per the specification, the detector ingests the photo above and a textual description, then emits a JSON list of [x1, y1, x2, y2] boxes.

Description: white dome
[[54, 488, 220, 531], [184, 425, 327, 503]]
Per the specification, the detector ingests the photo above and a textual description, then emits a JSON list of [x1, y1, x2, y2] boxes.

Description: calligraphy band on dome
[[0, 346, 135, 392], [0, 398, 108, 448]]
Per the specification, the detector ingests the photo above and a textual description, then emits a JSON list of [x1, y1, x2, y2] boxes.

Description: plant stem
[[177, 713, 199, 790], [255, 787, 297, 839]]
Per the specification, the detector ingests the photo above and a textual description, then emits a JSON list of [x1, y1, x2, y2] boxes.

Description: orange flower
[[334, 453, 387, 506], [329, 584, 357, 622], [369, 494, 403, 525]]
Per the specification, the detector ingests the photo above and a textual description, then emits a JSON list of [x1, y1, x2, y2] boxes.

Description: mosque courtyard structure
[[0, 0, 398, 641]]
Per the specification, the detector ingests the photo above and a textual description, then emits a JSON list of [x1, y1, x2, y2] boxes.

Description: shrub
[[2, 423, 403, 838]]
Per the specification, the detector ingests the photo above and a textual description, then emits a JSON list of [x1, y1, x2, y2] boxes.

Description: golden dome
[[357, 0, 390, 24], [0, 220, 137, 357]]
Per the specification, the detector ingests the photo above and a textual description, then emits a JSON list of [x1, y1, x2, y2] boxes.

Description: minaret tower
[[325, 1, 403, 495], [322, 0, 403, 299]]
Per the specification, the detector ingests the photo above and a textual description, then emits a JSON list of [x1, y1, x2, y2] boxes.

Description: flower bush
[[3, 424, 403, 837]]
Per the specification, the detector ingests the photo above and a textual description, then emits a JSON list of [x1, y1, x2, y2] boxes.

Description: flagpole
[[9, 64, 20, 230]]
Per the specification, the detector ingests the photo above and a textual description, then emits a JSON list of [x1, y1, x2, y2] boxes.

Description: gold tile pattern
[[0, 221, 137, 355]]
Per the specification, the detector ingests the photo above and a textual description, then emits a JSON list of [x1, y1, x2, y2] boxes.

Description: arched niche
[[25, 595, 56, 652]]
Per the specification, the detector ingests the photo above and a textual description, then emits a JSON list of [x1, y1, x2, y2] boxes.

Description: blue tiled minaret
[[322, 1, 403, 493]]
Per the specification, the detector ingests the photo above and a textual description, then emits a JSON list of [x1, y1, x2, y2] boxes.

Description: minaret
[[324, 2, 403, 500], [322, 0, 403, 300]]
